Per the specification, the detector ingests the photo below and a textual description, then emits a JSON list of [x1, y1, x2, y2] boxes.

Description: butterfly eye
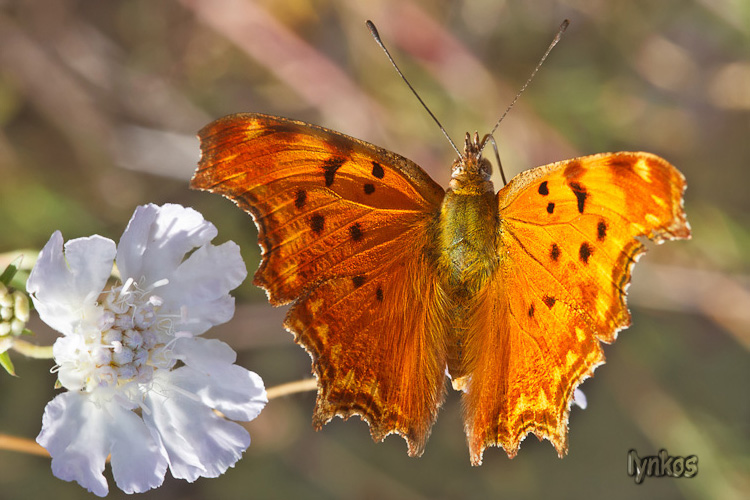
[[479, 158, 493, 180]]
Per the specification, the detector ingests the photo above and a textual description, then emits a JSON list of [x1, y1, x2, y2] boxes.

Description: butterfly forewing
[[192, 113, 450, 455], [193, 114, 444, 302]]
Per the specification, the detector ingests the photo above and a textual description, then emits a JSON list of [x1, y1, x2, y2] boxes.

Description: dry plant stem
[[11, 339, 54, 359], [0, 433, 49, 457], [266, 377, 318, 400]]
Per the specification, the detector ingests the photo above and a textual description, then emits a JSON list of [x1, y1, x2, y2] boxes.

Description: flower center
[[71, 278, 177, 393]]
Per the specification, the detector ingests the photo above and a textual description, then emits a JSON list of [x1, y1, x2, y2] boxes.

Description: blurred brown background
[[1, 0, 748, 499]]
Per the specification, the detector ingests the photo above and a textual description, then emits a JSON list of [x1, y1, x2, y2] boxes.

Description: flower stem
[[0, 433, 49, 457], [266, 378, 317, 400], [3, 378, 318, 458], [11, 339, 54, 359]]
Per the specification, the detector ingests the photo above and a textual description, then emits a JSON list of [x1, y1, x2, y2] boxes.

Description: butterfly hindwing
[[462, 152, 690, 464], [192, 113, 450, 454], [286, 248, 450, 455]]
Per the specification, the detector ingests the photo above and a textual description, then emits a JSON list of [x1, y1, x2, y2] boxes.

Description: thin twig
[[0, 434, 49, 457], [266, 378, 317, 400]]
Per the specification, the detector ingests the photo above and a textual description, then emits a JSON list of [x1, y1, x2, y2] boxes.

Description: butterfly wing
[[462, 152, 690, 465], [192, 113, 449, 455]]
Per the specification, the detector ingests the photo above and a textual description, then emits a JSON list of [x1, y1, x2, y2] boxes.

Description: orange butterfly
[[191, 112, 690, 465]]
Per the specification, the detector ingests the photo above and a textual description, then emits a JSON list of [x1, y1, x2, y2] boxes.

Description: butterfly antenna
[[366, 20, 462, 158], [479, 19, 570, 155], [482, 134, 507, 185]]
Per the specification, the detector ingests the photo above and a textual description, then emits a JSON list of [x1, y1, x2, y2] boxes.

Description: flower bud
[[13, 291, 30, 322], [0, 283, 12, 308]]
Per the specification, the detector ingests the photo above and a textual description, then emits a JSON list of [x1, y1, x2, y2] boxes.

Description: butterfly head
[[449, 132, 494, 194]]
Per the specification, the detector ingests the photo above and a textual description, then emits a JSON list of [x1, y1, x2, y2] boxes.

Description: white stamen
[[150, 278, 169, 289], [120, 277, 135, 296], [168, 383, 202, 403]]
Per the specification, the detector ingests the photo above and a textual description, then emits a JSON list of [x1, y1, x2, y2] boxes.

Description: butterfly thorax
[[438, 132, 498, 290]]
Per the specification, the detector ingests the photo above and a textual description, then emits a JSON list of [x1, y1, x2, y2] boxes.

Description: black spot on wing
[[597, 220, 607, 241], [310, 214, 325, 234], [528, 304, 535, 318], [538, 181, 549, 195], [579, 242, 594, 264], [547, 202, 555, 214], [295, 190, 307, 209], [543, 295, 556, 309], [349, 223, 363, 241], [376, 286, 383, 302], [568, 182, 588, 214], [322, 157, 345, 187], [371, 161, 384, 179], [364, 183, 375, 195], [352, 275, 365, 288], [550, 243, 561, 262]]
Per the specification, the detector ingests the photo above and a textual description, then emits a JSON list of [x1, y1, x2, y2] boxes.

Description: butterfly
[[191, 112, 690, 465]]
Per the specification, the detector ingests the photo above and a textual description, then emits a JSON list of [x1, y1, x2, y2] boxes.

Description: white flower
[[573, 388, 587, 410], [27, 204, 267, 497]]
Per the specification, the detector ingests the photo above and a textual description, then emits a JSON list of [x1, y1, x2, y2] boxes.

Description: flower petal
[[175, 296, 237, 336], [116, 204, 217, 285], [172, 337, 267, 421], [37, 392, 110, 497], [574, 388, 588, 409], [109, 403, 169, 494], [27, 232, 115, 335], [159, 240, 246, 334], [52, 335, 88, 391], [143, 371, 252, 482]]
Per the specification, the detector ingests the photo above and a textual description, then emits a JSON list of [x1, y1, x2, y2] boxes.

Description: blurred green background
[[1, 0, 748, 499]]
